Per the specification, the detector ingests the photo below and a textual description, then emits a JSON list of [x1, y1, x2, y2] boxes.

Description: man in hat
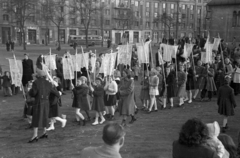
[[22, 53, 34, 90], [217, 75, 237, 133]]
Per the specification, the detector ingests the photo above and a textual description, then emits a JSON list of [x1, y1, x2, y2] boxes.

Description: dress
[[92, 85, 105, 112], [186, 67, 196, 90], [195, 65, 205, 89], [49, 86, 62, 118], [202, 68, 217, 92], [149, 75, 159, 95], [72, 83, 90, 111], [29, 77, 60, 128], [217, 85, 237, 116], [140, 77, 150, 100], [22, 59, 34, 86], [177, 71, 187, 97], [118, 77, 135, 116], [167, 70, 176, 98], [104, 81, 118, 106]]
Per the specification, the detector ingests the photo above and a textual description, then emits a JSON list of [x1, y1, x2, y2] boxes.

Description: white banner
[[212, 38, 221, 51], [62, 53, 74, 80], [117, 44, 133, 66], [72, 52, 89, 72], [8, 59, 23, 87], [136, 41, 151, 64], [181, 44, 195, 58], [44, 54, 57, 70], [100, 52, 117, 76]]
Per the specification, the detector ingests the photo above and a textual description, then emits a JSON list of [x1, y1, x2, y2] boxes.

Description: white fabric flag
[[158, 51, 164, 65], [90, 54, 97, 73], [171, 45, 179, 59], [44, 54, 57, 70], [101, 52, 117, 76], [8, 59, 23, 87], [206, 43, 213, 63], [62, 53, 74, 80], [117, 44, 133, 66], [212, 38, 221, 51], [72, 52, 89, 71], [181, 44, 195, 58], [136, 41, 150, 64], [162, 44, 173, 62]]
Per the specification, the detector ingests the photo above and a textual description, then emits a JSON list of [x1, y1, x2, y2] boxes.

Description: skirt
[[140, 89, 150, 100], [104, 94, 117, 106], [177, 84, 187, 98], [149, 87, 159, 96]]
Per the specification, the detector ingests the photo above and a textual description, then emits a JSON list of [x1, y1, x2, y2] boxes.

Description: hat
[[36, 68, 47, 77], [24, 53, 29, 56], [96, 77, 103, 83], [80, 76, 87, 82], [206, 121, 220, 139]]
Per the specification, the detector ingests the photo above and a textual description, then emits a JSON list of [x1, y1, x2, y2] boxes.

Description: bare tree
[[154, 13, 175, 39], [40, 0, 68, 51], [72, 0, 105, 48], [6, 0, 37, 50]]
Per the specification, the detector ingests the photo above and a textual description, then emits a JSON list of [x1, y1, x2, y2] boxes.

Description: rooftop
[[207, 0, 240, 6]]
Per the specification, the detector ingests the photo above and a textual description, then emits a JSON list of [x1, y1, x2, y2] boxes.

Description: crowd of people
[[1, 35, 240, 157]]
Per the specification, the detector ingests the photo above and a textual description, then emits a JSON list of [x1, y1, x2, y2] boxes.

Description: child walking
[[0, 71, 12, 97]]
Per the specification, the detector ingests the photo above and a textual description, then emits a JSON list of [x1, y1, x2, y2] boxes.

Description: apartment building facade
[[0, 0, 208, 45]]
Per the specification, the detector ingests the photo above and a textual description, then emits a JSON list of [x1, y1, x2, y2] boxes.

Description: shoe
[[225, 124, 229, 129], [188, 100, 192, 103], [147, 110, 152, 114], [62, 92, 66, 95], [183, 98, 189, 102], [62, 119, 67, 128], [169, 106, 173, 109], [162, 107, 166, 110], [92, 121, 99, 126], [154, 109, 158, 112], [99, 118, 105, 124], [178, 103, 184, 107], [25, 124, 32, 130], [129, 117, 137, 124], [82, 119, 86, 126], [221, 127, 226, 133], [39, 133, 48, 139], [28, 136, 38, 143], [46, 125, 55, 131], [135, 108, 139, 114]]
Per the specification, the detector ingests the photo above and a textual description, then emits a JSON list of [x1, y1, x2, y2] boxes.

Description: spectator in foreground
[[81, 122, 125, 158], [172, 118, 219, 158], [218, 134, 238, 158]]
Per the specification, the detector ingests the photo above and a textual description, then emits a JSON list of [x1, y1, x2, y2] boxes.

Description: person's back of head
[[102, 122, 125, 147]]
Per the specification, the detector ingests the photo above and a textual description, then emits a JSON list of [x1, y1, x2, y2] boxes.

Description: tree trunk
[[168, 27, 171, 40], [85, 29, 88, 48], [57, 26, 61, 51], [45, 28, 48, 46], [22, 30, 26, 50]]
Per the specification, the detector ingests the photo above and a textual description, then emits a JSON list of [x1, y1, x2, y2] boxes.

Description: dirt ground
[[0, 45, 240, 158]]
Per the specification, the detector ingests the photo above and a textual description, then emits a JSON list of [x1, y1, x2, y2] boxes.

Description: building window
[[238, 11, 240, 26], [146, 22, 150, 28], [190, 5, 193, 10], [155, 3, 158, 8], [182, 4, 185, 10], [146, 2, 150, 8], [170, 13, 174, 18], [105, 9, 110, 15], [29, 16, 35, 22], [163, 3, 166, 9], [60, 6, 64, 12], [81, 19, 85, 24], [135, 11, 139, 17], [170, 23, 173, 28], [190, 14, 194, 19], [135, 1, 139, 7], [71, 18, 76, 25], [146, 11, 149, 17], [3, 14, 9, 21], [189, 24, 193, 29], [182, 14, 186, 19], [154, 12, 158, 18], [154, 22, 158, 28], [171, 4, 174, 10], [105, 20, 110, 25], [2, 2, 8, 9], [92, 19, 96, 25], [153, 32, 158, 41], [182, 23, 185, 29], [233, 11, 237, 27], [135, 21, 139, 26], [198, 9, 201, 14], [69, 29, 76, 35]]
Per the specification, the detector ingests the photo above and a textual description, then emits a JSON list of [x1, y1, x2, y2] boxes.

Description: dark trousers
[[232, 82, 240, 95], [134, 76, 138, 81], [201, 89, 212, 99], [11, 85, 19, 95]]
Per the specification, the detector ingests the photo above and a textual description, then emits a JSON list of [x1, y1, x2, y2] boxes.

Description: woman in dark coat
[[217, 76, 237, 133], [166, 65, 176, 108], [28, 70, 60, 143], [118, 70, 136, 126], [200, 64, 217, 101], [47, 77, 67, 131], [22, 54, 34, 87], [90, 77, 106, 126], [186, 62, 195, 103], [193, 60, 204, 99], [72, 76, 90, 126], [172, 118, 218, 158], [140, 71, 150, 110]]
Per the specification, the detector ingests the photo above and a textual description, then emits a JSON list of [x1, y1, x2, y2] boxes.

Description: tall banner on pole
[[8, 59, 23, 87]]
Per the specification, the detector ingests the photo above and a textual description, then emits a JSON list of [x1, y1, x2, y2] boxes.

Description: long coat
[[0, 76, 11, 88], [140, 77, 150, 100], [167, 70, 176, 98], [118, 78, 135, 116], [49, 86, 62, 118], [186, 67, 196, 90], [217, 84, 237, 116], [177, 71, 187, 97], [22, 59, 34, 86], [201, 68, 217, 91], [92, 85, 105, 112], [72, 83, 90, 111], [195, 65, 205, 89], [29, 77, 60, 128]]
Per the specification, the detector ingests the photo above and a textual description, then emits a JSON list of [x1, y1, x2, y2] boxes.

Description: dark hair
[[178, 118, 208, 147], [102, 122, 125, 146], [218, 134, 237, 158]]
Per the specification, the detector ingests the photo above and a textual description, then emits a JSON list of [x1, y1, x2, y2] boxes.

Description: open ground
[[0, 44, 240, 158]]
